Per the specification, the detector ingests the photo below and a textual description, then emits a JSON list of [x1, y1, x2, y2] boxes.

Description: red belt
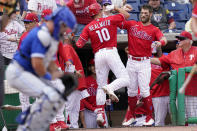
[[129, 55, 150, 61]]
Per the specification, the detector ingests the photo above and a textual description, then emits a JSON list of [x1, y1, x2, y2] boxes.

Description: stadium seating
[[175, 21, 186, 30], [127, 2, 140, 13], [172, 11, 188, 21]]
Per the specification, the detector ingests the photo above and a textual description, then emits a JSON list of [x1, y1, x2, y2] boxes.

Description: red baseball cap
[[23, 13, 39, 22], [41, 9, 52, 19], [176, 31, 192, 40]]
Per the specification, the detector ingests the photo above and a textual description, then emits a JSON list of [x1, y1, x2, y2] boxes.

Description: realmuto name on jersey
[[130, 26, 152, 41], [89, 20, 110, 31]]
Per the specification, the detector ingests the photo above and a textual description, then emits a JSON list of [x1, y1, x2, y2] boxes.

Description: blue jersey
[[14, 24, 58, 75]]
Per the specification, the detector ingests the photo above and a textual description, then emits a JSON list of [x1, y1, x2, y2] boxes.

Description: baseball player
[[56, 31, 88, 129], [80, 59, 109, 128], [151, 31, 197, 125], [0, 11, 25, 65], [122, 90, 148, 127], [66, 0, 97, 25], [5, 7, 77, 131], [17, 12, 38, 113], [119, 4, 167, 126], [28, 0, 57, 16], [76, 3, 130, 127], [150, 47, 170, 126]]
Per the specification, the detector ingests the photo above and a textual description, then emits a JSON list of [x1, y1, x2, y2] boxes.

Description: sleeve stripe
[[31, 53, 45, 58], [80, 36, 88, 42], [192, 13, 197, 18]]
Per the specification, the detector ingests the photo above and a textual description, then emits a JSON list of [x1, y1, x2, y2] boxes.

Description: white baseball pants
[[152, 96, 170, 126], [126, 58, 151, 98], [83, 109, 108, 128], [65, 90, 82, 128], [94, 47, 129, 105]]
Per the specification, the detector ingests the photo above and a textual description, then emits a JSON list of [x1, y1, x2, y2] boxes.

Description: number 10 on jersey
[[96, 28, 110, 43]]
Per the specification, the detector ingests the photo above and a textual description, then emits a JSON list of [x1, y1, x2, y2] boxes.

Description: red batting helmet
[[89, 3, 102, 17]]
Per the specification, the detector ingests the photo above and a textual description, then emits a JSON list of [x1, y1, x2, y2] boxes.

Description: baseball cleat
[[57, 121, 69, 129], [122, 117, 136, 126], [143, 118, 155, 126], [102, 86, 119, 102], [96, 111, 107, 128]]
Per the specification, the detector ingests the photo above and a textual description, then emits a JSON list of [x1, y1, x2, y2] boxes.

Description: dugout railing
[[169, 67, 197, 126]]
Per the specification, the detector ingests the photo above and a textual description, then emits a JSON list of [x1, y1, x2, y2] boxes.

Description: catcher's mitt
[[60, 73, 78, 100]]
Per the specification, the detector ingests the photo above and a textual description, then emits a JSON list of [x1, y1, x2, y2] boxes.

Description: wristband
[[43, 72, 52, 80], [160, 40, 166, 46]]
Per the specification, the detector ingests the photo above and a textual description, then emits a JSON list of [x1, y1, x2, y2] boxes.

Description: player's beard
[[140, 15, 150, 24]]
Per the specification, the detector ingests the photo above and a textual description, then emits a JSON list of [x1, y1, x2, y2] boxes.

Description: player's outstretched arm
[[76, 36, 86, 48], [114, 6, 130, 20]]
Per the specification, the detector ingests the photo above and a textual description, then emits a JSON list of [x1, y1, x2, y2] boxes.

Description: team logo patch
[[153, 14, 162, 22]]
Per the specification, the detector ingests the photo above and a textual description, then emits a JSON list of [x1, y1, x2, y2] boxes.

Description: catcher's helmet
[[45, 7, 77, 40], [89, 3, 102, 17]]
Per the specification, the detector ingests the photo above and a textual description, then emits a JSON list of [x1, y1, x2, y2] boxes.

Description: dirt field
[[67, 126, 197, 131]]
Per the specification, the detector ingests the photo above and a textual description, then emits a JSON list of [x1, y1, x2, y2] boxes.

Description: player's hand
[[75, 70, 82, 78], [122, 4, 132, 12], [136, 98, 143, 108], [51, 71, 63, 80], [152, 41, 162, 48]]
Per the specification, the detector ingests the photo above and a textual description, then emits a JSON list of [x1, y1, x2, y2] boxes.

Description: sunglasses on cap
[[24, 21, 34, 24], [175, 37, 188, 44], [103, 3, 111, 6]]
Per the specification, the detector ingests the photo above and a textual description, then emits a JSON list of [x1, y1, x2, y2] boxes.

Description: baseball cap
[[175, 31, 192, 41], [41, 9, 52, 19], [23, 13, 39, 22], [102, 0, 112, 5]]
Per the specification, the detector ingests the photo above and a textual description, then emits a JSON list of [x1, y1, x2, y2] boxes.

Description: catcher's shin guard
[[16, 74, 78, 131]]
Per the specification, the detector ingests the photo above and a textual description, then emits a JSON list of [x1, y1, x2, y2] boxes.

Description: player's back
[[82, 14, 125, 53], [14, 26, 41, 74]]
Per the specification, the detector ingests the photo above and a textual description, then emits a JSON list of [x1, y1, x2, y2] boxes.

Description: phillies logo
[[130, 26, 152, 40], [87, 87, 96, 96], [5, 29, 17, 35]]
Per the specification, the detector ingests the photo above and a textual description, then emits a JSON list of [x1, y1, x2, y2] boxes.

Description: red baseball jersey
[[18, 31, 29, 50], [80, 75, 98, 111], [78, 14, 125, 53], [85, 75, 97, 107], [57, 43, 87, 90], [150, 62, 170, 98], [121, 21, 163, 57], [66, 0, 97, 25], [159, 46, 197, 96], [192, 2, 197, 18]]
